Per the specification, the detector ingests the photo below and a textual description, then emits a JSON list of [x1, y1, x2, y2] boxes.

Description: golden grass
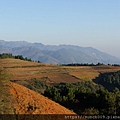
[[69, 71, 99, 81], [68, 65, 120, 81], [65, 66, 98, 81], [0, 58, 42, 67], [10, 82, 76, 114]]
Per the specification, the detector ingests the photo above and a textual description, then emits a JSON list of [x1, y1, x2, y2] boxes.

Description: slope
[[10, 82, 75, 114]]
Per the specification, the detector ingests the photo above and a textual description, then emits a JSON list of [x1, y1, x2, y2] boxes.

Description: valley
[[1, 58, 120, 119]]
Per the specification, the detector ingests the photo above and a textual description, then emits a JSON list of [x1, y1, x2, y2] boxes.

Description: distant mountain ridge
[[0, 40, 120, 64]]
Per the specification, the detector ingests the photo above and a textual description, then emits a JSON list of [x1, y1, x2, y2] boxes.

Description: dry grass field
[[0, 58, 42, 67], [1, 58, 120, 82], [67, 65, 120, 81]]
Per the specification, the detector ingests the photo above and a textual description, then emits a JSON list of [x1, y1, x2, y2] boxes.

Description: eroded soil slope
[[10, 82, 75, 114]]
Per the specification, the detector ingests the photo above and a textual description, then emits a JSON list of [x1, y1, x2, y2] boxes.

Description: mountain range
[[0, 40, 120, 64]]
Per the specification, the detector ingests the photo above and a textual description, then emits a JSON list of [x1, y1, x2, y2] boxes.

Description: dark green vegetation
[[12, 78, 48, 94], [94, 71, 120, 91], [62, 63, 120, 66], [62, 63, 104, 66], [0, 67, 14, 114], [44, 81, 120, 115]]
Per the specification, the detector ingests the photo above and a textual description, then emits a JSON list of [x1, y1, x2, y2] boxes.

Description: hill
[[0, 40, 120, 64], [0, 62, 81, 120], [10, 82, 75, 114], [1, 58, 120, 82], [1, 58, 120, 116]]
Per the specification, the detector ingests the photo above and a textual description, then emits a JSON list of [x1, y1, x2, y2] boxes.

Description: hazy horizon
[[0, 0, 120, 58], [1, 39, 120, 59]]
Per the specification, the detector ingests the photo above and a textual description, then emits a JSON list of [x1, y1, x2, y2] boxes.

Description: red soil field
[[10, 82, 75, 114]]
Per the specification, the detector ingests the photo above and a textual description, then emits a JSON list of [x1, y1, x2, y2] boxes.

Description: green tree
[[82, 107, 99, 115], [113, 88, 120, 114], [44, 86, 62, 102]]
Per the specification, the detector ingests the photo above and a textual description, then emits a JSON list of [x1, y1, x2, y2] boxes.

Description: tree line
[[0, 53, 39, 62], [62, 63, 120, 66]]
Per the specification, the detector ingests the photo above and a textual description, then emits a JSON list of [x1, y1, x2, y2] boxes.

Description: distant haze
[[0, 0, 120, 58], [0, 40, 120, 64]]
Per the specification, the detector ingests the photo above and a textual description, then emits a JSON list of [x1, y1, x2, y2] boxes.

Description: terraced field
[[1, 58, 120, 82]]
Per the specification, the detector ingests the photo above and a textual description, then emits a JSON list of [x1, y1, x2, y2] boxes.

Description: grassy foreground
[[0, 67, 14, 114]]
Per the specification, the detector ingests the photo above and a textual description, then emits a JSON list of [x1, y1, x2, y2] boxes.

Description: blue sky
[[0, 0, 120, 57]]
